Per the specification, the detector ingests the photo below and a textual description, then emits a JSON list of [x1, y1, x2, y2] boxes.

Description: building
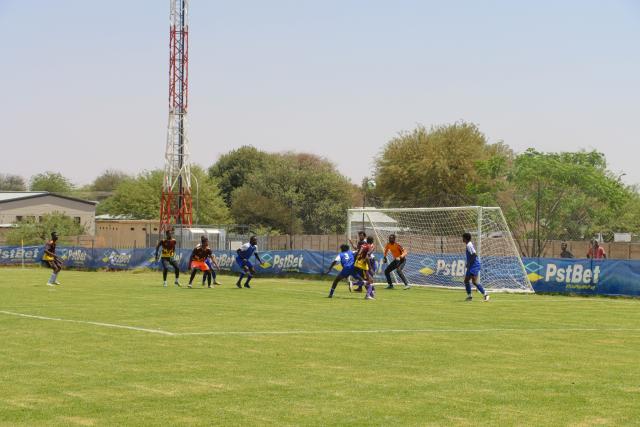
[[0, 192, 97, 235]]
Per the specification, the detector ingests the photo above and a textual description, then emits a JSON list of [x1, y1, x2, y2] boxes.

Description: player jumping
[[325, 244, 364, 298], [462, 232, 489, 302], [42, 231, 63, 286], [383, 234, 410, 289], [155, 229, 181, 287], [236, 236, 263, 289], [354, 236, 375, 299]]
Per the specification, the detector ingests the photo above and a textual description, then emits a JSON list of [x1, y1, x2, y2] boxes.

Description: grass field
[[1, 269, 640, 426]]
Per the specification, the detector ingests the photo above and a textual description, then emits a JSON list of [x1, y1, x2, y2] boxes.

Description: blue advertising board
[[1, 245, 640, 297]]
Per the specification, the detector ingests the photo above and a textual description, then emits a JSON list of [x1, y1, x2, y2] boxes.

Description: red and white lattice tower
[[160, 0, 193, 233]]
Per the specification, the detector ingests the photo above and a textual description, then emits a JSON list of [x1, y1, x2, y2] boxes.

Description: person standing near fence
[[383, 234, 410, 289], [155, 229, 181, 287], [560, 242, 574, 258], [587, 240, 607, 259]]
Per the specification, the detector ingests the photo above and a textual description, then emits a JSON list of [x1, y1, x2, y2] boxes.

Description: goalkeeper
[[383, 234, 410, 289]]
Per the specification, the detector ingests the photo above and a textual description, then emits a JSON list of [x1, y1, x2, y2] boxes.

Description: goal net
[[347, 207, 533, 293]]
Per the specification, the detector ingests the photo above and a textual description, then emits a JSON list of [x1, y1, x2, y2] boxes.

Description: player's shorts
[[466, 264, 481, 278], [191, 260, 210, 271], [338, 266, 355, 278], [161, 257, 178, 270], [354, 259, 369, 271], [236, 257, 253, 270], [354, 267, 367, 282], [42, 260, 58, 270]]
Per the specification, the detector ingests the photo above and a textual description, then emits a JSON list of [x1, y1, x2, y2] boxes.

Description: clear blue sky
[[1, 0, 638, 186]]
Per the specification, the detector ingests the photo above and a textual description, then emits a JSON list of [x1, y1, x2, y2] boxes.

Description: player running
[[42, 231, 63, 286], [349, 231, 367, 292], [155, 229, 181, 287], [325, 244, 364, 298], [235, 236, 263, 289], [383, 234, 410, 289], [187, 238, 213, 288], [462, 232, 489, 302]]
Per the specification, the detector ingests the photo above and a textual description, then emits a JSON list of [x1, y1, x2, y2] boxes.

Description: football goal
[[347, 207, 533, 293]]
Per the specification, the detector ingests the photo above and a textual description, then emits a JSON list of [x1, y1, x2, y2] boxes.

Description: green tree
[[6, 212, 86, 245], [97, 168, 230, 224], [374, 122, 510, 207], [501, 149, 636, 256], [0, 174, 27, 191], [92, 169, 131, 193], [231, 153, 353, 234], [29, 172, 74, 194], [208, 146, 266, 206]]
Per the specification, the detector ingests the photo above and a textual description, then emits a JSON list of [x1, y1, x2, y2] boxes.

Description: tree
[[208, 146, 266, 206], [0, 174, 26, 191], [500, 149, 637, 256], [92, 169, 131, 193], [97, 168, 230, 224], [374, 122, 511, 207], [6, 212, 86, 245], [29, 172, 74, 194], [231, 153, 354, 234]]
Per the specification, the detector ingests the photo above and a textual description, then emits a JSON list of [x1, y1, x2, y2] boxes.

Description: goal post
[[347, 207, 533, 293]]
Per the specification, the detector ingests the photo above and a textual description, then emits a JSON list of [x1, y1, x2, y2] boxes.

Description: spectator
[[559, 242, 574, 258], [587, 240, 607, 259]]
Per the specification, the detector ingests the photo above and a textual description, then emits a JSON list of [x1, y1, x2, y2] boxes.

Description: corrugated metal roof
[[0, 192, 47, 201]]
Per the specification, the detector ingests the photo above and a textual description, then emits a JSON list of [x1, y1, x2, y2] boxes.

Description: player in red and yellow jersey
[[155, 229, 181, 287], [43, 231, 63, 286], [188, 238, 212, 288], [383, 234, 410, 289]]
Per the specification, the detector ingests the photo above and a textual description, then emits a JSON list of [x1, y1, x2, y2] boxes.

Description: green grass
[[1, 269, 640, 426]]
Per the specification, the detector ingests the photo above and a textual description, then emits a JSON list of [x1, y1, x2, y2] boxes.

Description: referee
[[383, 234, 410, 289]]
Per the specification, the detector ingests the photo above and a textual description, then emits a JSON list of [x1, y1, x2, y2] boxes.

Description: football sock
[[189, 270, 197, 284], [476, 283, 486, 295], [163, 270, 168, 281], [464, 282, 472, 295], [207, 272, 212, 286], [49, 273, 56, 283], [329, 288, 335, 297], [245, 275, 253, 285]]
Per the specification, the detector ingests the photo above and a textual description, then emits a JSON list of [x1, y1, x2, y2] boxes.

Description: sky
[[1, 0, 639, 187]]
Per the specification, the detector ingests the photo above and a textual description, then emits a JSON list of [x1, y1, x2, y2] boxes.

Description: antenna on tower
[[160, 0, 193, 233]]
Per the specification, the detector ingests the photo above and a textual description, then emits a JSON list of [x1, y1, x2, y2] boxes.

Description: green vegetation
[[1, 269, 640, 426], [29, 171, 74, 194], [0, 173, 26, 191], [5, 213, 85, 245]]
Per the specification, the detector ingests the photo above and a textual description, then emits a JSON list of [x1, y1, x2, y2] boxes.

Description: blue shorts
[[339, 266, 355, 278], [466, 264, 481, 277], [236, 257, 253, 270], [205, 258, 214, 270]]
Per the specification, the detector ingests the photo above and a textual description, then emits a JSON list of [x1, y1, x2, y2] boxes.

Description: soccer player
[[235, 236, 263, 289], [188, 238, 212, 288], [349, 231, 367, 292], [462, 232, 489, 302], [383, 234, 410, 289], [202, 236, 222, 287], [325, 244, 363, 298], [354, 237, 375, 299], [155, 229, 181, 287], [42, 231, 63, 286]]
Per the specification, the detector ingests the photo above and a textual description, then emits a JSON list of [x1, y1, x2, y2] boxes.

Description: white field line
[[2, 310, 640, 337], [0, 310, 175, 336]]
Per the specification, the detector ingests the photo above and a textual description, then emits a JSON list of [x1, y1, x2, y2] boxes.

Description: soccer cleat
[[163, 281, 168, 287], [385, 285, 394, 289], [484, 294, 490, 302], [244, 283, 251, 289], [365, 295, 375, 300], [46, 282, 56, 287], [403, 285, 411, 290], [207, 285, 212, 288], [214, 281, 222, 285], [54, 281, 62, 285], [236, 281, 242, 289], [187, 283, 193, 288], [174, 281, 181, 287], [465, 295, 473, 301]]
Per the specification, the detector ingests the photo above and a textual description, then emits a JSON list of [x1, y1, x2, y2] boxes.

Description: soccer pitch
[[1, 270, 639, 426]]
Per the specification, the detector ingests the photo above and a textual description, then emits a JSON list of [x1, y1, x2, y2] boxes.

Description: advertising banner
[[2, 245, 640, 297]]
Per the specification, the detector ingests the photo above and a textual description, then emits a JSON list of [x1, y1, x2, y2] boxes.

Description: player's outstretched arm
[[155, 241, 162, 261], [325, 260, 338, 275]]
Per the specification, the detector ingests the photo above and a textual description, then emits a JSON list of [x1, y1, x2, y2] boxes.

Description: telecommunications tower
[[160, 0, 193, 232]]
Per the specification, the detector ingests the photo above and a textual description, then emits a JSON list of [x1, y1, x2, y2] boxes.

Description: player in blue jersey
[[462, 232, 489, 302], [235, 236, 263, 288], [325, 244, 363, 298]]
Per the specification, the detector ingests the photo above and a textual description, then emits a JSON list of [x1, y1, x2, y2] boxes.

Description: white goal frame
[[347, 206, 533, 293]]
